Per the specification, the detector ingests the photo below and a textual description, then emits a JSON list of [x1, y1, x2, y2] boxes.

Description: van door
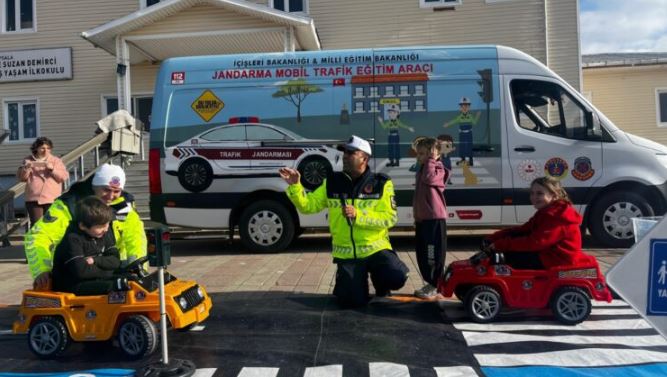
[[504, 77, 603, 222]]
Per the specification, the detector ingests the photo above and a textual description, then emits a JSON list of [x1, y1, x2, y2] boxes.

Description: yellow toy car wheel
[[28, 316, 70, 358], [118, 315, 158, 359]]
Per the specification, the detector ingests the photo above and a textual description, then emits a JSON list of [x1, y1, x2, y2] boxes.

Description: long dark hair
[[30, 137, 53, 155]]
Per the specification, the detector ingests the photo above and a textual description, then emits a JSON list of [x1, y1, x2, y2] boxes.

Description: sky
[[580, 0, 667, 54]]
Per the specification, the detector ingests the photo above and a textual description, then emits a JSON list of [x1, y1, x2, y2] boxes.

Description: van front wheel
[[589, 191, 654, 248], [239, 200, 295, 252]]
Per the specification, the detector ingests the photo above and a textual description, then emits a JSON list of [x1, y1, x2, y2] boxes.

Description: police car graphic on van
[[164, 117, 342, 192]]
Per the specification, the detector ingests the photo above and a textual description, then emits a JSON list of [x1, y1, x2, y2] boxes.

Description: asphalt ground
[[0, 233, 659, 377]]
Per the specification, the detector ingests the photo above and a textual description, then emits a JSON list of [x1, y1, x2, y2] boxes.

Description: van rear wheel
[[239, 200, 295, 252], [589, 191, 654, 248]]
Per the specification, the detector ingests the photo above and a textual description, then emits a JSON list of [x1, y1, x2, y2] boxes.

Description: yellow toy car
[[13, 257, 212, 359]]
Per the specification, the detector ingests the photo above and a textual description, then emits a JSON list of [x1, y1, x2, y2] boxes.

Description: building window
[[369, 86, 379, 98], [354, 101, 365, 113], [3, 99, 38, 142], [140, 0, 162, 8], [414, 84, 425, 96], [3, 0, 34, 32], [271, 0, 308, 13], [385, 86, 395, 97], [354, 87, 364, 98], [415, 100, 426, 111], [420, 0, 461, 9], [103, 95, 153, 131], [658, 89, 667, 127], [399, 85, 409, 96], [370, 101, 379, 113], [400, 100, 409, 112]]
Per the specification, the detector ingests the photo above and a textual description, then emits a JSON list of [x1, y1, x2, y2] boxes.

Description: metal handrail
[[0, 129, 144, 246]]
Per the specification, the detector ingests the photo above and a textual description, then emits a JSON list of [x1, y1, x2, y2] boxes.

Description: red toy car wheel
[[465, 286, 502, 323], [550, 286, 591, 325]]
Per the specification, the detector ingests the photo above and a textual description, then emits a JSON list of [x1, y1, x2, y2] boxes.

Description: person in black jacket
[[52, 196, 129, 295]]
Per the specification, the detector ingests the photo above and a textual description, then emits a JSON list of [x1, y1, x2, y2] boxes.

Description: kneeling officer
[[279, 136, 408, 308]]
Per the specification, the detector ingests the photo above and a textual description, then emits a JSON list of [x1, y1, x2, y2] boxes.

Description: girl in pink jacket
[[412, 137, 450, 298], [17, 137, 68, 225]]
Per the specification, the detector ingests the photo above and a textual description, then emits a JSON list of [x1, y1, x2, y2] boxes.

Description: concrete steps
[[124, 159, 149, 219]]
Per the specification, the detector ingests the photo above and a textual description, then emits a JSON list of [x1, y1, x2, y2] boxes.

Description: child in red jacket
[[485, 176, 584, 269]]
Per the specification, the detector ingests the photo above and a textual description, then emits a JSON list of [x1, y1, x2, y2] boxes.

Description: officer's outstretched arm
[[286, 182, 328, 214], [24, 200, 72, 279], [355, 180, 398, 230]]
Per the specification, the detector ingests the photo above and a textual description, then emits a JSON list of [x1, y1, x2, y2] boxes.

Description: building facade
[[582, 53, 667, 147], [0, 0, 581, 183]]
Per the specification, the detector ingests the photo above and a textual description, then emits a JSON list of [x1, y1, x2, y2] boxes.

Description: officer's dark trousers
[[333, 249, 409, 308], [415, 219, 447, 287]]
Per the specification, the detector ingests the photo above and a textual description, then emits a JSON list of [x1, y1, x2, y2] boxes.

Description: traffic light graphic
[[477, 69, 493, 103]]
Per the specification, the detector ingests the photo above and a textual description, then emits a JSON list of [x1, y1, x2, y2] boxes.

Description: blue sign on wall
[[648, 239, 667, 315]]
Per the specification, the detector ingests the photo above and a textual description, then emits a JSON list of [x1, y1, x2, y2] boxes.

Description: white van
[[148, 45, 667, 251]]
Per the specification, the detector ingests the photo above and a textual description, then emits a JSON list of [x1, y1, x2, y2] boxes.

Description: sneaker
[[414, 283, 437, 299]]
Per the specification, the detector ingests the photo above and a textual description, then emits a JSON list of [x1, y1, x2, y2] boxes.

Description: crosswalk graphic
[[190, 365, 481, 377], [191, 300, 667, 376], [378, 158, 500, 189], [452, 299, 667, 377], [5, 301, 667, 377]]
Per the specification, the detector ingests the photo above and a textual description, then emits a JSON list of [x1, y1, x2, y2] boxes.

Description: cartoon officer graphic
[[378, 104, 414, 167], [443, 97, 480, 166]]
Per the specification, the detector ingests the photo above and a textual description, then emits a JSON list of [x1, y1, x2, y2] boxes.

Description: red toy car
[[437, 251, 612, 325]]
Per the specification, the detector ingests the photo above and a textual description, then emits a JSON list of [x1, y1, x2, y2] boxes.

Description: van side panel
[[150, 46, 504, 228]]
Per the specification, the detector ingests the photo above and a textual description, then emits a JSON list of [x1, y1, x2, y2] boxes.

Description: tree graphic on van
[[272, 79, 323, 123]]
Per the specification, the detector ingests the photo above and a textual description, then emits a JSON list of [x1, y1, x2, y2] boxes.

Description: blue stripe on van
[[481, 363, 667, 377]]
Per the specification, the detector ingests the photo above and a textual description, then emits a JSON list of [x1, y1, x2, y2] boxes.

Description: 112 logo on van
[[171, 72, 185, 85]]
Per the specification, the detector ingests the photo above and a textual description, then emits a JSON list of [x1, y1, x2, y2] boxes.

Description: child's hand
[[85, 257, 94, 265]]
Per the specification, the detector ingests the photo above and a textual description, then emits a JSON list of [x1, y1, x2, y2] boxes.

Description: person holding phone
[[17, 137, 68, 225]]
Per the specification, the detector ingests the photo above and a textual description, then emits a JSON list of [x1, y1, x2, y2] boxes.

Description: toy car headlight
[[197, 287, 205, 298], [178, 297, 188, 309]]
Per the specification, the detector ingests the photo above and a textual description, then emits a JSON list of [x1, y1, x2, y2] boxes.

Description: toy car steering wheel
[[122, 256, 150, 277]]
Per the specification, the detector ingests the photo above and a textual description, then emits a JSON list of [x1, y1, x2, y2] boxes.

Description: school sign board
[[607, 217, 667, 340], [0, 48, 72, 83]]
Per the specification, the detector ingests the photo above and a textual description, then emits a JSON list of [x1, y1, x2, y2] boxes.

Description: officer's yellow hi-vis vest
[[24, 190, 147, 279], [286, 170, 397, 260]]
